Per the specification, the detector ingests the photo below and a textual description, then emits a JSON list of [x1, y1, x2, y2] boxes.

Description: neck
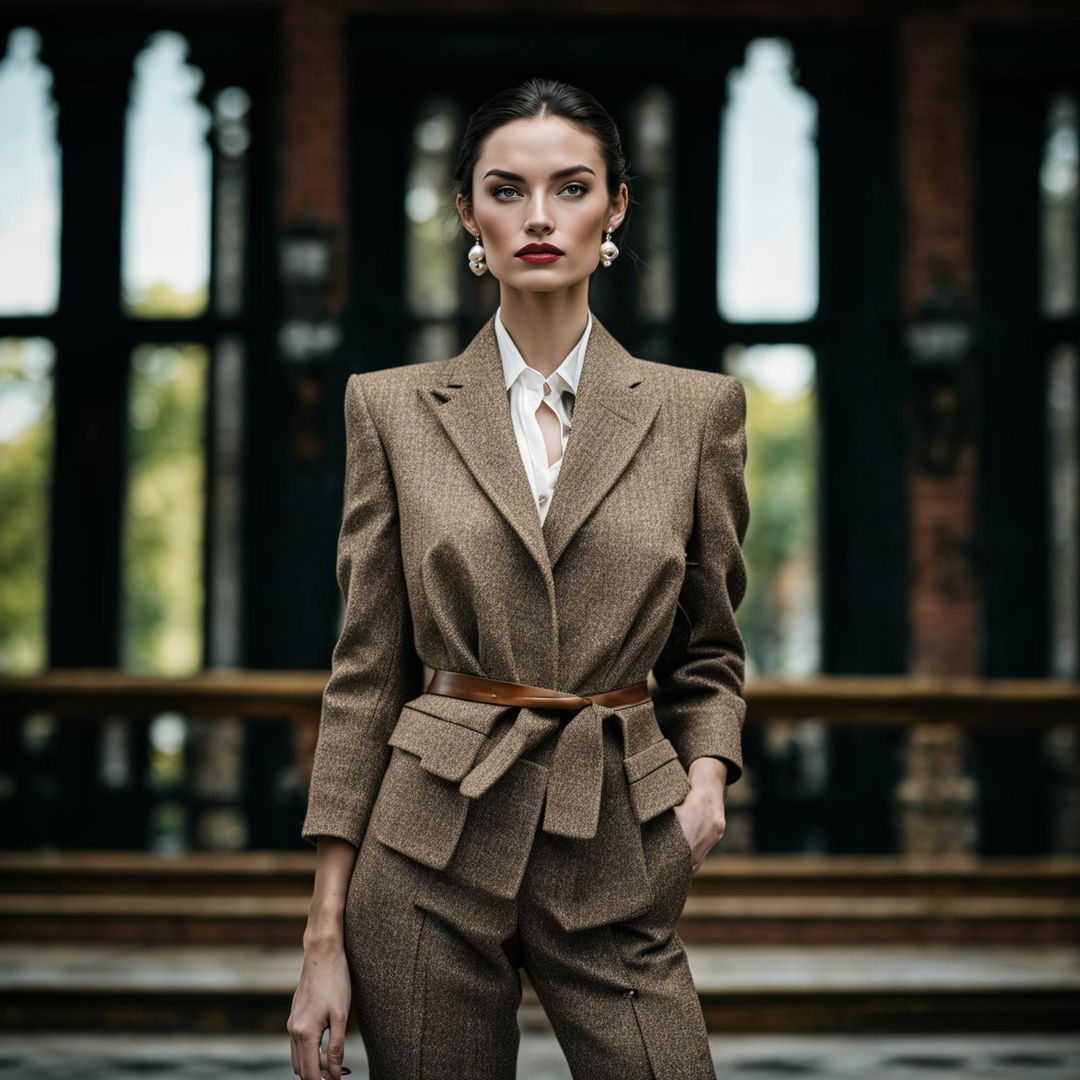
[[498, 283, 590, 379]]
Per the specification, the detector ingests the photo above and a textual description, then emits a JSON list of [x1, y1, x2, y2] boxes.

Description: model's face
[[456, 115, 628, 289]]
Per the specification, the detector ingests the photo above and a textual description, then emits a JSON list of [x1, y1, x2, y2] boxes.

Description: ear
[[455, 192, 479, 238], [607, 182, 629, 232]]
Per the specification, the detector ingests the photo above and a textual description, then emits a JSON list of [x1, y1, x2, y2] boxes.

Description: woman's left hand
[[672, 757, 728, 873]]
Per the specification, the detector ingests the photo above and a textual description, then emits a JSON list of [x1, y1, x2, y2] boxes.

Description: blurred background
[[0, 0, 1078, 1076]]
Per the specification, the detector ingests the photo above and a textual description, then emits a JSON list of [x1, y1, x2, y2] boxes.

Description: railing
[[0, 669, 323, 851], [0, 670, 1077, 853]]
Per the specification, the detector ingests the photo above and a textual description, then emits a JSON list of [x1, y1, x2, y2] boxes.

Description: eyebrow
[[482, 164, 597, 182]]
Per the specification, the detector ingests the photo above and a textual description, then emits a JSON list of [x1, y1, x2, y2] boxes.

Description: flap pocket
[[387, 694, 512, 782], [623, 738, 690, 824], [370, 745, 470, 870], [388, 707, 486, 782]]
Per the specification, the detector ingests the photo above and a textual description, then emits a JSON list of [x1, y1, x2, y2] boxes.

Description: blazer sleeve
[[301, 373, 424, 848], [652, 374, 751, 785]]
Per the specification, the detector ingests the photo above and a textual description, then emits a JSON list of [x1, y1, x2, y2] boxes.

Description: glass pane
[[1048, 343, 1078, 678], [724, 343, 819, 677], [0, 337, 54, 672], [120, 342, 208, 675], [405, 94, 462, 321], [631, 86, 675, 323], [122, 31, 212, 317], [0, 28, 60, 316], [410, 322, 457, 367], [1041, 93, 1078, 318], [207, 335, 245, 667], [212, 87, 251, 318], [718, 38, 818, 322]]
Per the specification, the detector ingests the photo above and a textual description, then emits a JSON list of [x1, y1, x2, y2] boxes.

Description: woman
[[288, 77, 750, 1080]]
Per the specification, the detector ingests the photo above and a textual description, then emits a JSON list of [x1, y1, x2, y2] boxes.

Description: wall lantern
[[278, 215, 342, 365], [278, 215, 343, 465], [905, 275, 974, 477]]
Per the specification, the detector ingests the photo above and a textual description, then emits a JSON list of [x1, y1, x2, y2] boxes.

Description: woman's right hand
[[290, 836, 361, 1078], [288, 937, 353, 1080]]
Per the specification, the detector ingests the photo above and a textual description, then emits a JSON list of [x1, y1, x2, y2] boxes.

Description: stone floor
[[1, 1033, 1078, 1079]]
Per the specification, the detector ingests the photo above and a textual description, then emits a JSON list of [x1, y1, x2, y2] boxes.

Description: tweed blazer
[[301, 311, 750, 933]]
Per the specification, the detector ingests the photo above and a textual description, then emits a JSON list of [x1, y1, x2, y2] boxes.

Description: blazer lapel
[[418, 311, 662, 581], [418, 313, 552, 583], [541, 316, 662, 569]]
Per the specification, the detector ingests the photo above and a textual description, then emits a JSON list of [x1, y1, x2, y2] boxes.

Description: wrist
[[303, 908, 344, 952], [687, 757, 728, 834], [687, 755, 728, 789], [303, 925, 344, 954]]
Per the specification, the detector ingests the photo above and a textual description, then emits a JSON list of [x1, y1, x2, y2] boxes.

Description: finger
[[324, 1012, 348, 1080], [301, 1031, 324, 1080], [319, 1050, 353, 1080], [290, 1032, 301, 1077]]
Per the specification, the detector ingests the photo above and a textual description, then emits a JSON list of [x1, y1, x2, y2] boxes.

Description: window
[[719, 38, 818, 323], [0, 28, 60, 672], [121, 31, 212, 317]]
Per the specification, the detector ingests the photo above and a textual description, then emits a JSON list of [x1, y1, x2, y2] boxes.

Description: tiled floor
[[0, 1033, 1078, 1079]]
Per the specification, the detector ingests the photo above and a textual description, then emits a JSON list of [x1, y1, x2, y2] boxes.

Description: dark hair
[[451, 77, 633, 244]]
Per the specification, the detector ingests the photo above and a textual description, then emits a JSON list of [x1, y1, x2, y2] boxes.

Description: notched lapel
[[541, 318, 662, 569], [418, 314, 552, 582], [418, 312, 661, 579]]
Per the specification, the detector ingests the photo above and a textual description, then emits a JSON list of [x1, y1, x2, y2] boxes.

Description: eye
[[561, 182, 588, 196], [492, 185, 520, 200]]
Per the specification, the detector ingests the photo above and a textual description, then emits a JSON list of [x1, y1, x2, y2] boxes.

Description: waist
[[424, 668, 650, 712]]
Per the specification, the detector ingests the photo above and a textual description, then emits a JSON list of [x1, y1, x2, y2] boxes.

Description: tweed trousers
[[345, 721, 715, 1080]]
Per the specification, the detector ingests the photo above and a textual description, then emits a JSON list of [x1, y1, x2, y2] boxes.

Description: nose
[[523, 193, 555, 237]]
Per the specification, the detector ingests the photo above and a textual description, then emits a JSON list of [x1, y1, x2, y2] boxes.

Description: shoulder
[[633, 356, 745, 422], [344, 356, 452, 415]]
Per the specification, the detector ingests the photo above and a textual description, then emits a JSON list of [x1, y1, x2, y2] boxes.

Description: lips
[[516, 243, 565, 265]]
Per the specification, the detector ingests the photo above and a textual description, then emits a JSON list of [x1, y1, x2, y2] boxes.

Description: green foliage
[[0, 342, 51, 673], [121, 343, 208, 675], [737, 362, 819, 678], [0, 284, 209, 676]]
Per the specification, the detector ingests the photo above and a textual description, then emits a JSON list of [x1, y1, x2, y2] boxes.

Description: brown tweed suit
[[301, 311, 750, 1080]]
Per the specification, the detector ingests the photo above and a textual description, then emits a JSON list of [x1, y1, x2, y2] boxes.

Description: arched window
[[719, 38, 818, 323], [0, 27, 60, 673], [121, 31, 211, 317]]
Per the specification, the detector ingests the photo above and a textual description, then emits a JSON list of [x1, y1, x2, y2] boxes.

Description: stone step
[[2, 852, 1076, 898], [677, 893, 1080, 944], [2, 890, 1076, 946], [0, 942, 1076, 1034]]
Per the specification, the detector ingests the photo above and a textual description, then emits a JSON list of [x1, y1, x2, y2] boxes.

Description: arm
[[290, 374, 422, 1079], [290, 837, 356, 1080], [653, 374, 751, 787], [301, 372, 424, 849]]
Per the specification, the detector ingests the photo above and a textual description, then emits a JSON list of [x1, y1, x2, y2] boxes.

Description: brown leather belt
[[425, 669, 650, 712]]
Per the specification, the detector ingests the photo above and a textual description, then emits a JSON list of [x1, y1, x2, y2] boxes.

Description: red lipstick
[[515, 242, 564, 265]]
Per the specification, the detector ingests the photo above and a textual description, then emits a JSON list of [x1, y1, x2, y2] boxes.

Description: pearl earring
[[600, 228, 619, 268], [468, 234, 488, 276]]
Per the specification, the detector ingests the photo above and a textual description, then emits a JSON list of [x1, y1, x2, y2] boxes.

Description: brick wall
[[280, 0, 348, 314], [900, 12, 978, 676]]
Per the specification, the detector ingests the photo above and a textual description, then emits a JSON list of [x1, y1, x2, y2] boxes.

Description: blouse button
[[538, 494, 548, 504], [543, 381, 551, 395]]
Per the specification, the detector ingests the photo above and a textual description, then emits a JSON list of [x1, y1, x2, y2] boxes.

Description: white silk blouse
[[494, 305, 593, 525]]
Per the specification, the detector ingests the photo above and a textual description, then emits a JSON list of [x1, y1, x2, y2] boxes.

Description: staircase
[[1, 851, 1077, 1033]]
